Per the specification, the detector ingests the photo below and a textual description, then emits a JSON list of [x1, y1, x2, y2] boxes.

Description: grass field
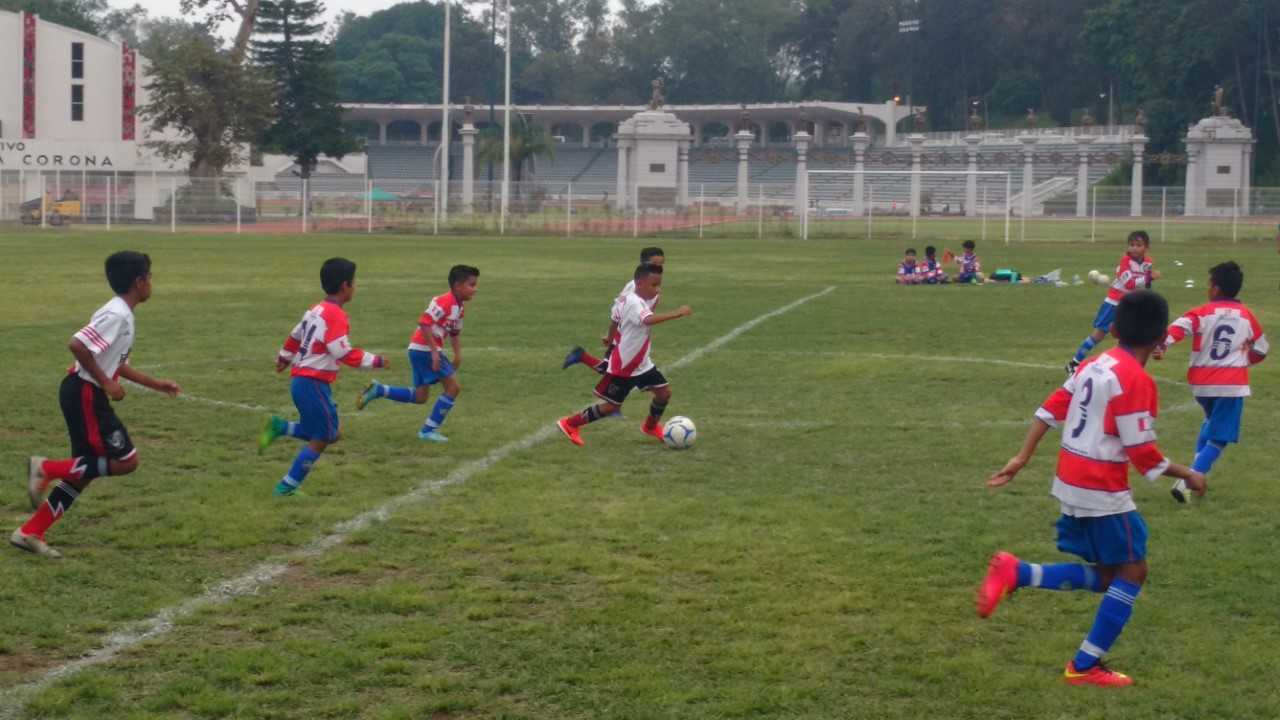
[[1, 228, 1278, 719]]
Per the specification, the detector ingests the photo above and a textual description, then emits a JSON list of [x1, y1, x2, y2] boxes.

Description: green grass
[[1, 229, 1279, 719]]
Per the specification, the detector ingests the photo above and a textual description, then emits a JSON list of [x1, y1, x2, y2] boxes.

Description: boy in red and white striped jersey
[[1066, 231, 1161, 375], [15, 251, 181, 558], [1156, 261, 1267, 501], [557, 263, 691, 447], [258, 258, 386, 496], [979, 290, 1206, 687]]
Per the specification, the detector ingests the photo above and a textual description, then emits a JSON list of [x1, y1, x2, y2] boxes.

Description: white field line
[[840, 351, 1192, 388], [0, 286, 839, 716]]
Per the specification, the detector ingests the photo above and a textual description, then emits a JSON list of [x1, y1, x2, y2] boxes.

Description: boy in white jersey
[[557, 263, 691, 446], [16, 251, 181, 558], [563, 246, 664, 374]]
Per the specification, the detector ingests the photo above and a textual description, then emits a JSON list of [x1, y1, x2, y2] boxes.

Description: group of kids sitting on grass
[[896, 240, 987, 284]]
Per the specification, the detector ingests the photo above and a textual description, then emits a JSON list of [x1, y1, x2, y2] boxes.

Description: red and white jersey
[[409, 291, 465, 352], [611, 279, 659, 322], [1105, 254, 1155, 305], [71, 296, 135, 386], [280, 300, 379, 383], [1165, 299, 1268, 397], [1035, 348, 1169, 516], [608, 292, 655, 377]]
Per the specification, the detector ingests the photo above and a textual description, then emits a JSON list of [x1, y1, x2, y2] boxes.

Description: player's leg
[[1176, 397, 1241, 501], [275, 378, 338, 496], [639, 372, 672, 440], [1069, 305, 1114, 372], [419, 359, 458, 442], [977, 517, 1107, 618], [1063, 513, 1147, 687], [558, 376, 629, 446], [563, 345, 606, 371], [358, 350, 425, 409]]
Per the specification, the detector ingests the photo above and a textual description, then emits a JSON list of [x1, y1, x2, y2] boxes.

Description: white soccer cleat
[[9, 529, 62, 559], [26, 456, 51, 510], [1171, 478, 1189, 504]]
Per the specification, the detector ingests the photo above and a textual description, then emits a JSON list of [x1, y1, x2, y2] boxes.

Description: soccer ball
[[1088, 270, 1110, 286], [662, 416, 697, 449]]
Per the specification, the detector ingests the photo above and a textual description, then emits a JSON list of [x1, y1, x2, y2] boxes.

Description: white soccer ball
[[662, 416, 697, 449], [1088, 270, 1110, 286]]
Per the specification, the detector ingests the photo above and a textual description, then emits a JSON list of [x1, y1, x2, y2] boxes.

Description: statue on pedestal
[[1080, 108, 1095, 127], [1134, 106, 1146, 132], [1025, 107, 1038, 128], [967, 105, 984, 131], [1212, 85, 1227, 117], [854, 106, 867, 133], [913, 108, 927, 132], [649, 78, 666, 111], [463, 96, 474, 124], [736, 104, 751, 133]]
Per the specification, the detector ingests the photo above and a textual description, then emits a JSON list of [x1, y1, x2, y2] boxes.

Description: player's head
[[448, 264, 481, 301], [640, 246, 665, 266], [321, 257, 357, 300], [1208, 260, 1243, 300], [904, 247, 917, 261], [633, 262, 663, 298], [1114, 290, 1169, 349], [105, 251, 152, 301], [1126, 230, 1151, 258], [962, 240, 976, 252], [925, 245, 937, 259]]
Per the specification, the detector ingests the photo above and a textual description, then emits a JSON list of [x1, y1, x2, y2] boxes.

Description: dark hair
[[905, 248, 917, 255], [640, 246, 664, 262], [105, 251, 151, 295], [963, 240, 976, 250], [1209, 260, 1244, 298], [925, 246, 937, 257], [634, 262, 664, 280], [448, 264, 480, 287], [321, 257, 357, 295], [1128, 230, 1151, 247], [1114, 290, 1169, 347]]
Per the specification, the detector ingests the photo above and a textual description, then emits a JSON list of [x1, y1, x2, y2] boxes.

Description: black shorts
[[594, 367, 669, 405], [59, 374, 136, 461]]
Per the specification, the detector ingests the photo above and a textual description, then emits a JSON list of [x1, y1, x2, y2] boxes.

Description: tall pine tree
[[253, 0, 358, 184]]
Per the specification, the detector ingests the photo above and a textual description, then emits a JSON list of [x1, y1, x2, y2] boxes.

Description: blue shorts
[[1198, 396, 1244, 444], [1091, 301, 1117, 331], [291, 376, 340, 443], [1056, 511, 1148, 566], [409, 349, 455, 388], [957, 271, 980, 284]]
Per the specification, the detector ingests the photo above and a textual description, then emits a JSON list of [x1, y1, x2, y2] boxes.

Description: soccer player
[[356, 264, 480, 442], [978, 290, 1207, 687], [15, 251, 181, 559], [563, 246, 665, 374], [1156, 261, 1267, 502], [557, 263, 691, 447], [1066, 230, 1160, 375], [954, 240, 985, 284], [921, 246, 949, 284], [896, 248, 925, 285], [258, 258, 386, 496]]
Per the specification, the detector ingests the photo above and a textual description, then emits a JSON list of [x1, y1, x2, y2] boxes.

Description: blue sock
[[1195, 421, 1211, 454], [1016, 562, 1104, 592], [277, 446, 321, 493], [1074, 336, 1098, 363], [285, 421, 308, 440], [378, 384, 416, 404], [1073, 579, 1141, 670], [424, 394, 456, 430], [1193, 441, 1225, 474]]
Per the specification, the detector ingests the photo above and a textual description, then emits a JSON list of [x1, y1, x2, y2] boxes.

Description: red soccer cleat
[[641, 422, 664, 441], [976, 551, 1019, 618], [557, 417, 585, 447], [1063, 661, 1134, 688]]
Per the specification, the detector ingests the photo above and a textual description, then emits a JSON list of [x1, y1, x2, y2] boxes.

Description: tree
[[254, 0, 359, 182], [475, 113, 555, 186], [140, 30, 272, 177], [180, 0, 262, 63]]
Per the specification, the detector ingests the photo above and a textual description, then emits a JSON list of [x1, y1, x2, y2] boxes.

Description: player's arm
[[643, 306, 692, 326], [324, 320, 386, 371], [1248, 320, 1269, 365], [117, 363, 181, 397], [989, 384, 1073, 488], [276, 320, 304, 372], [602, 319, 618, 347], [1114, 380, 1207, 496], [450, 332, 462, 369], [1155, 311, 1198, 359], [68, 337, 124, 400]]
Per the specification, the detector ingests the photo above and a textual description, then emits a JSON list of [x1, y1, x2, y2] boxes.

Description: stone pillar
[[885, 101, 898, 147], [1075, 136, 1094, 218], [692, 123, 702, 148], [852, 132, 869, 216], [1130, 134, 1148, 217], [964, 134, 981, 217], [794, 131, 811, 218], [1019, 134, 1037, 218], [421, 122, 429, 146], [615, 138, 629, 211], [1185, 146, 1200, 216], [909, 134, 925, 218], [1243, 141, 1254, 214], [460, 122, 478, 215], [378, 122, 387, 146], [735, 129, 754, 212], [678, 140, 691, 208], [581, 124, 590, 149]]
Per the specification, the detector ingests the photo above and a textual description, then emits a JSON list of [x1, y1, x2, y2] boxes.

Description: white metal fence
[[1, 170, 1275, 242]]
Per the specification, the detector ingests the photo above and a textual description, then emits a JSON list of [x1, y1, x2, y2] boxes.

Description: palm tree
[[475, 113, 556, 199]]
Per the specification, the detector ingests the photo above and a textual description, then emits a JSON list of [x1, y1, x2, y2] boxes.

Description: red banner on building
[[122, 44, 136, 140], [22, 12, 36, 139]]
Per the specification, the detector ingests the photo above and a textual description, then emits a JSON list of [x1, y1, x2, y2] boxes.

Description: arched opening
[[386, 120, 422, 144], [427, 121, 464, 142], [768, 121, 792, 145], [701, 122, 730, 145], [825, 121, 847, 147], [551, 122, 585, 146], [748, 123, 764, 146], [590, 121, 618, 146], [346, 119, 380, 145]]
